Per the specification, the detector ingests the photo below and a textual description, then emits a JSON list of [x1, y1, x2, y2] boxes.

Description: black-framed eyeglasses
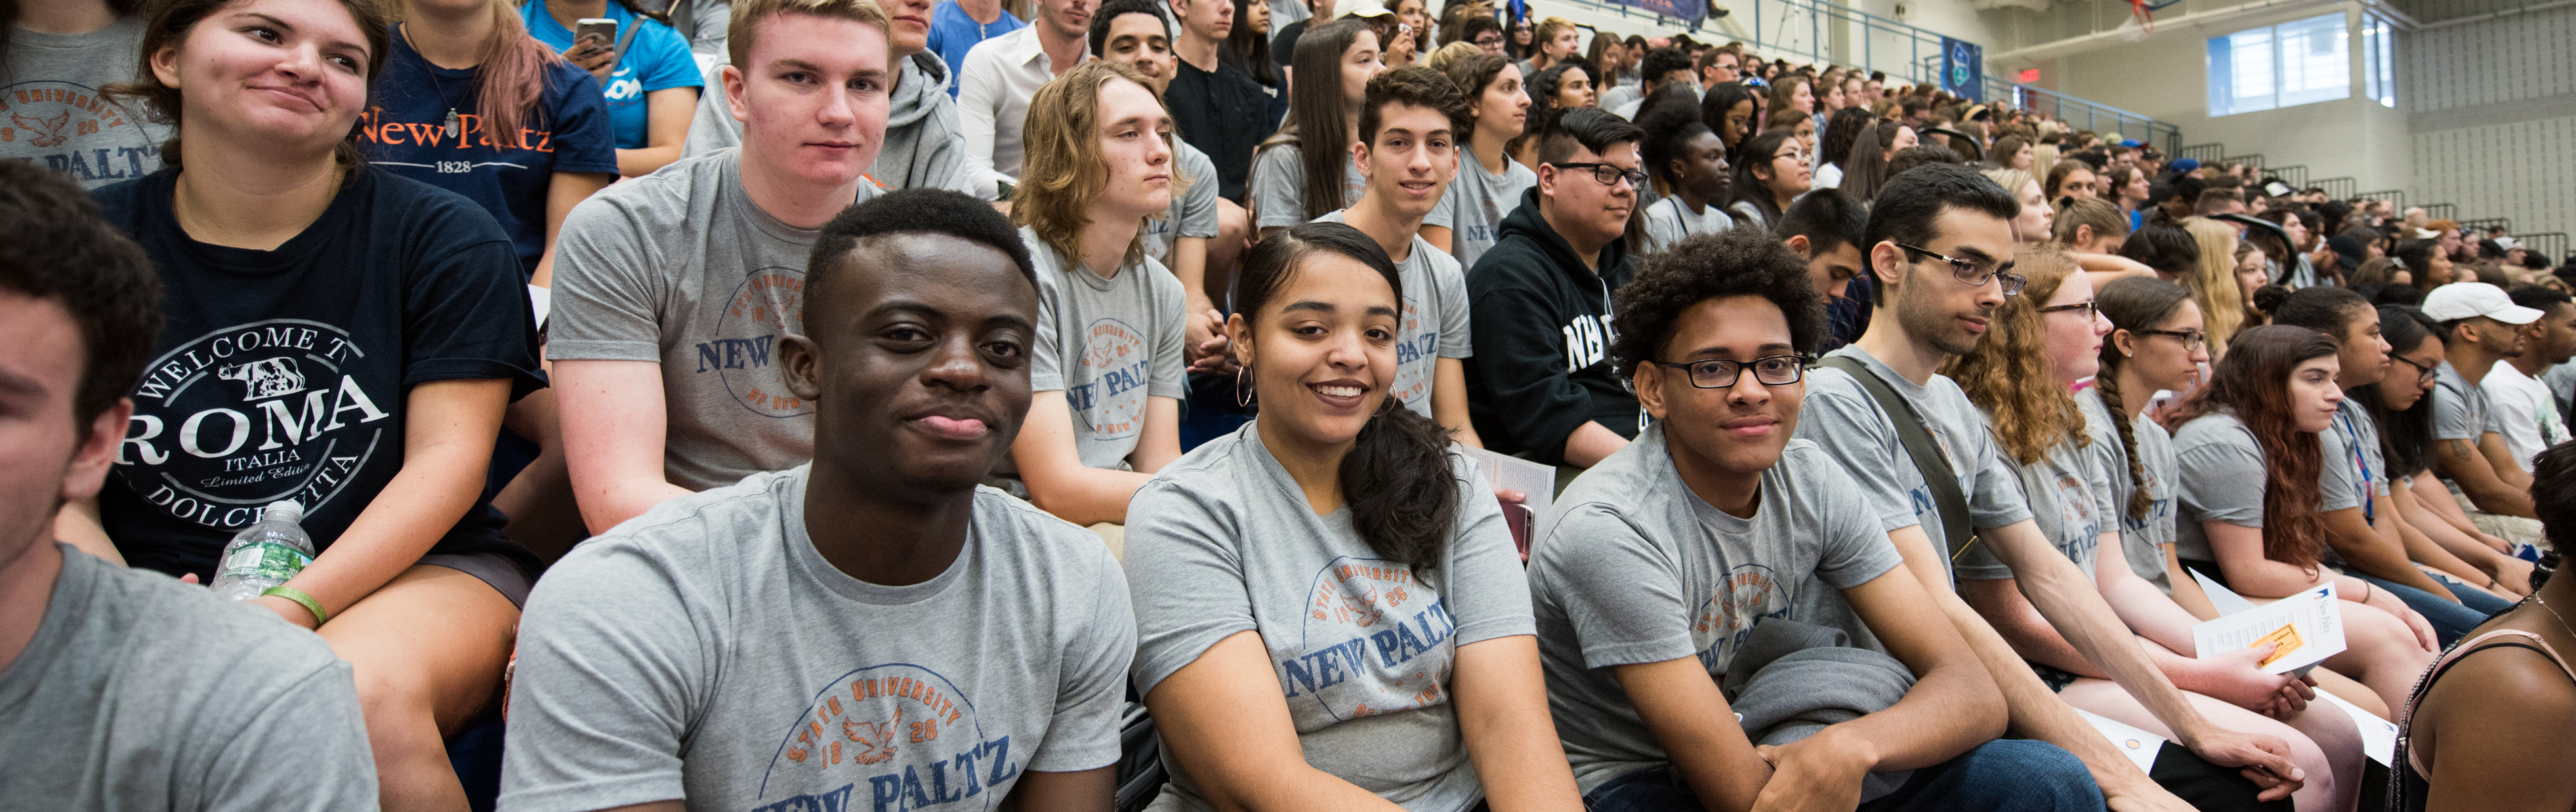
[[1895, 242, 2024, 296], [1655, 355, 1810, 388], [1553, 161, 1649, 190], [2038, 300, 2100, 320], [2391, 354, 2440, 385], [1474, 33, 1503, 45], [2135, 328, 2207, 352]]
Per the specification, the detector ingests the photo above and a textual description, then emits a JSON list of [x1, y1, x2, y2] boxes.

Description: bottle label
[[220, 541, 312, 582]]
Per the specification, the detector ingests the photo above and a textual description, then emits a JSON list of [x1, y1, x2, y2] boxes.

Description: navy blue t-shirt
[[92, 167, 547, 583], [363, 26, 619, 277]]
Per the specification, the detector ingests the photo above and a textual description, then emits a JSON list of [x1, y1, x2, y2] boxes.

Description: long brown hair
[[1013, 60, 1173, 269], [2163, 324, 2341, 570], [399, 1, 566, 149], [1259, 19, 1370, 222], [1945, 243, 2088, 465], [2094, 275, 2194, 519], [108, 0, 395, 169]]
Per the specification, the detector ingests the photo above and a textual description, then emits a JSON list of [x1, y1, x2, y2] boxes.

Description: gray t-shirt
[[1142, 140, 1222, 270], [1251, 142, 1454, 231], [501, 466, 1135, 812], [0, 546, 377, 810], [2171, 411, 2348, 562], [1316, 209, 1473, 418], [1023, 226, 1187, 470], [1792, 346, 2036, 582], [1436, 146, 1537, 270], [1529, 428, 1904, 792], [1125, 422, 1535, 812], [1638, 195, 1735, 255], [2, 16, 168, 188], [2323, 396, 2388, 521], [2081, 388, 2180, 594], [549, 149, 881, 491], [1955, 404, 2115, 582], [2433, 360, 2503, 441]]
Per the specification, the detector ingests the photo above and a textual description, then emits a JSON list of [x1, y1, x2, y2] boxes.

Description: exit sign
[[2018, 68, 2041, 83]]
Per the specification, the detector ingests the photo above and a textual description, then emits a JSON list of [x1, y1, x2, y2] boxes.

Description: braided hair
[[2095, 276, 2196, 519]]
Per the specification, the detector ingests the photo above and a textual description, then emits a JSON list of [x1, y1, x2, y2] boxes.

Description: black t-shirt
[[1168, 58, 1276, 202], [93, 167, 546, 582]]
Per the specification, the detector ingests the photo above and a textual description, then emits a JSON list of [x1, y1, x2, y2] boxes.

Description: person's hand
[[2494, 556, 2536, 596], [568, 39, 616, 84], [1388, 28, 1417, 64], [2191, 643, 2310, 718], [2099, 771, 2202, 812], [2178, 723, 2305, 803], [1750, 735, 1870, 812], [2365, 588, 2440, 652], [251, 594, 322, 630], [179, 572, 201, 584], [1184, 307, 1234, 375]]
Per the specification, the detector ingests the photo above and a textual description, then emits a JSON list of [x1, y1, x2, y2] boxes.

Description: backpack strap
[[1818, 355, 1976, 562], [610, 14, 649, 71]]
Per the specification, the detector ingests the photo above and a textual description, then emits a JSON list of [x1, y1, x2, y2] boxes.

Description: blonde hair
[[2052, 197, 2129, 245], [729, 0, 890, 71], [1944, 243, 2090, 465], [1424, 41, 1484, 72], [1533, 16, 1577, 56], [1981, 167, 2037, 204], [2182, 216, 2248, 353], [1012, 60, 1180, 270]]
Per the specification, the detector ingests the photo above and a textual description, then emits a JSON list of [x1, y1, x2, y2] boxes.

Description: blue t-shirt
[[364, 26, 620, 277], [520, 0, 702, 150], [926, 0, 1024, 97], [91, 167, 547, 584]]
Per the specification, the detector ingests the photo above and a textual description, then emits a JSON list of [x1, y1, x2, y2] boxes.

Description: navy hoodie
[[1465, 186, 1641, 465]]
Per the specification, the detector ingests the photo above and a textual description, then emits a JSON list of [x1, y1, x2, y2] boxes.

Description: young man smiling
[[1534, 227, 2093, 812], [1793, 164, 2307, 812], [503, 190, 1136, 812], [1466, 108, 1643, 472], [1314, 67, 1480, 443], [550, 0, 892, 535]]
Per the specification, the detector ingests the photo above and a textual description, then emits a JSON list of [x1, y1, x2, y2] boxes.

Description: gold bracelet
[[260, 586, 329, 626]]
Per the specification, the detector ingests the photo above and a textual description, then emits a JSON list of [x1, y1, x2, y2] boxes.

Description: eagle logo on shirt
[[11, 110, 70, 147], [762, 664, 1018, 812]]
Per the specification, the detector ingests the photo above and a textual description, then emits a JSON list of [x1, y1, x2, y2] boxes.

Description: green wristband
[[261, 586, 329, 626]]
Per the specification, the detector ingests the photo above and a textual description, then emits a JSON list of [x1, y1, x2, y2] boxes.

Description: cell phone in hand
[[575, 18, 618, 51]]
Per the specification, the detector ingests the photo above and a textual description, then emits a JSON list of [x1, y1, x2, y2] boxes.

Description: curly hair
[[2163, 324, 2342, 571], [1943, 243, 2089, 465], [1609, 228, 1825, 378]]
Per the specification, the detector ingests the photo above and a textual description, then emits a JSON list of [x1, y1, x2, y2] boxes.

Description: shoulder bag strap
[[1818, 355, 1975, 561]]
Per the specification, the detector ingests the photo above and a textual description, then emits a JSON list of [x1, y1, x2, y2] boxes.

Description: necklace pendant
[[444, 108, 461, 139]]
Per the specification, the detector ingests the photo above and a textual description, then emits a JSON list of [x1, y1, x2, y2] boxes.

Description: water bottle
[[208, 501, 314, 601]]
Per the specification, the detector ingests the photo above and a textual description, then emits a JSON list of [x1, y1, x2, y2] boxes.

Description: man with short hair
[[551, 0, 892, 535], [2195, 187, 2246, 219], [1466, 108, 1644, 471], [1777, 188, 1873, 350], [1697, 45, 1739, 90], [507, 190, 1135, 812], [1316, 68, 1480, 443], [0, 163, 381, 811], [2485, 284, 2576, 472], [1166, 0, 1270, 204], [1794, 164, 2306, 812], [2424, 283, 2545, 532], [958, 0, 1096, 197], [1534, 226, 2094, 812], [1607, 46, 1692, 119], [683, 0, 976, 199]]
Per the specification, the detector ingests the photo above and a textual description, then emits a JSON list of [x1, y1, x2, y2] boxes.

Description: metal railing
[[2264, 165, 2310, 188], [2178, 144, 2227, 163], [2461, 216, 2514, 234], [2224, 154, 2267, 170], [2518, 233, 2569, 264], [2314, 177, 2359, 199], [2359, 189, 2407, 210], [2424, 203, 2459, 222], [1980, 79, 2182, 154]]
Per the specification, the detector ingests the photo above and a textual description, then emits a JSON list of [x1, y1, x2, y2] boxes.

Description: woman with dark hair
[[1723, 129, 1806, 230], [1810, 106, 1871, 189], [1249, 20, 1390, 235], [1835, 119, 1891, 202], [2397, 239, 2462, 296], [1223, 0, 1283, 96], [2165, 325, 2440, 710], [1698, 81, 1760, 161], [2109, 164, 2152, 229], [1424, 51, 1531, 268], [1, 0, 165, 186], [2365, 306, 2543, 598], [373, 0, 617, 281], [1953, 249, 2360, 812], [2093, 277, 2214, 609], [521, 0, 701, 176], [1126, 222, 1585, 812], [1636, 106, 1730, 254], [83, 0, 546, 803], [1991, 134, 2033, 171], [1506, 10, 1531, 59], [1503, 58, 1587, 168]]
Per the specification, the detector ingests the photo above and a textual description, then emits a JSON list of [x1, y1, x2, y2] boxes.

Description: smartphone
[[575, 18, 618, 51]]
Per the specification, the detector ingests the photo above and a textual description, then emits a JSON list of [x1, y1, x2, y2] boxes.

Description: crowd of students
[[6, 0, 2576, 809]]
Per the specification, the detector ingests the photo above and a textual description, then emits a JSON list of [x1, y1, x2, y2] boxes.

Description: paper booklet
[[2191, 581, 2348, 675], [2077, 710, 2166, 772], [2191, 571, 2394, 764], [1459, 446, 1556, 556]]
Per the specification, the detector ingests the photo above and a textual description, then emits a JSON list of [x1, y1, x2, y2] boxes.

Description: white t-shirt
[[2483, 360, 2567, 472]]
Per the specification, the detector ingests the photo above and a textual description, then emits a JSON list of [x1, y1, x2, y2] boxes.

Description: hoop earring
[[1235, 366, 1256, 408], [1375, 394, 1400, 417]]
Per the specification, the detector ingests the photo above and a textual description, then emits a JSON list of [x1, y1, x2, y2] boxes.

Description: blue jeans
[[1581, 740, 2102, 812], [2339, 568, 2508, 646]]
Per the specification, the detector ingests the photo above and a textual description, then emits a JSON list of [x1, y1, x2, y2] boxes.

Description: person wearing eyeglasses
[[1465, 108, 1644, 474], [1796, 165, 2314, 812], [1532, 227, 2081, 812], [1724, 129, 1811, 232]]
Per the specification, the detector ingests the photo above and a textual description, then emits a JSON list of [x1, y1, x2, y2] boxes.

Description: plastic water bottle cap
[[263, 500, 305, 522]]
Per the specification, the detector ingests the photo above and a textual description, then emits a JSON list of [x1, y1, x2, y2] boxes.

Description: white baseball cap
[[1339, 0, 1392, 18], [2422, 282, 2544, 325]]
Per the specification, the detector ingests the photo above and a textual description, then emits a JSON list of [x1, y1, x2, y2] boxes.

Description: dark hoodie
[[1465, 186, 1641, 466]]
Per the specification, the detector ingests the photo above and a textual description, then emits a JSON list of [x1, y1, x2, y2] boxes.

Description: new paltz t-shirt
[[1, 16, 169, 188], [1022, 226, 1186, 470], [1316, 209, 1472, 420], [2081, 388, 2180, 594], [1791, 346, 2034, 582], [2171, 411, 2357, 563], [93, 168, 545, 581], [1125, 422, 1535, 812], [364, 26, 618, 276], [1955, 405, 2115, 582], [549, 149, 881, 491], [1529, 428, 1903, 792], [501, 466, 1136, 812]]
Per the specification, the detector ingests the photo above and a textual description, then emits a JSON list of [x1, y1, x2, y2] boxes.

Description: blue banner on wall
[[1605, 0, 1706, 25], [1940, 37, 1984, 101]]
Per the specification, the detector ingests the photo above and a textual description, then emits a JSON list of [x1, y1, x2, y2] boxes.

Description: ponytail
[[1236, 223, 1461, 572]]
